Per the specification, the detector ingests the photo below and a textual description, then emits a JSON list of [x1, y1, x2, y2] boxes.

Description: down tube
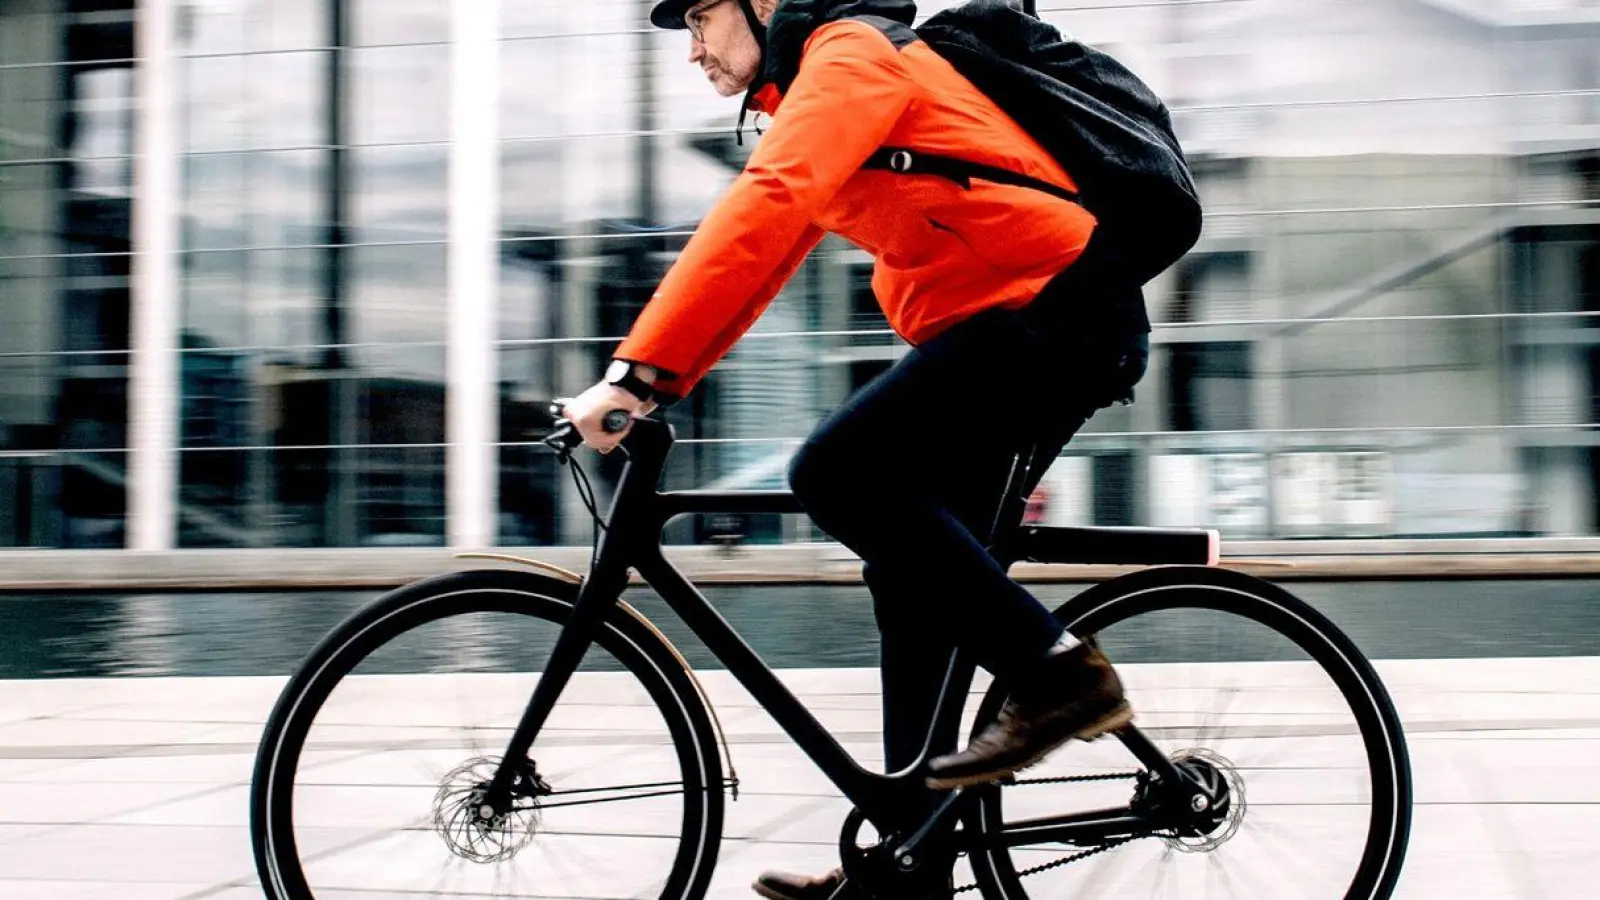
[[633, 552, 904, 819]]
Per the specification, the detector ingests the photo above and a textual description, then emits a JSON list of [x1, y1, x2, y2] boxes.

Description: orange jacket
[[614, 16, 1096, 395]]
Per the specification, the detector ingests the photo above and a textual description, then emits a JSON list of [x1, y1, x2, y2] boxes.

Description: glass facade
[[0, 0, 135, 547], [174, 0, 449, 547], [0, 0, 1596, 550]]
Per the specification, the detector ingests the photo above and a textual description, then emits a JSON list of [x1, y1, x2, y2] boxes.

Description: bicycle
[[251, 409, 1412, 900]]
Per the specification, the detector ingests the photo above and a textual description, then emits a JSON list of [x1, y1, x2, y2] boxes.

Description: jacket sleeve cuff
[[611, 354, 691, 404]]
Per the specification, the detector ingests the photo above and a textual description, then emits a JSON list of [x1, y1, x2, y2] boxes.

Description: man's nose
[[688, 38, 705, 63]]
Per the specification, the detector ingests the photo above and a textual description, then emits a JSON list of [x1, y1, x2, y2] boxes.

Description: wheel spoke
[[1197, 684, 1240, 746], [1072, 833, 1144, 896]]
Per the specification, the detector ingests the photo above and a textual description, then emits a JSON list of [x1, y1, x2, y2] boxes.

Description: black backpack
[[862, 0, 1202, 288]]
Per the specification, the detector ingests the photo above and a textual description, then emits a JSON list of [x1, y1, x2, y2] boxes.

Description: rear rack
[[1014, 525, 1220, 567]]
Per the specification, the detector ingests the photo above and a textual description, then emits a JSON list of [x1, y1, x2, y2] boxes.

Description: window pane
[[181, 51, 326, 154], [350, 44, 449, 145], [350, 0, 449, 47], [178, 445, 444, 548], [0, 3, 134, 548], [348, 243, 448, 353], [350, 144, 448, 243]]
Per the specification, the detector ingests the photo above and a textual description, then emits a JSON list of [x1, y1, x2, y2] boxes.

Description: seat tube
[[894, 650, 976, 852]]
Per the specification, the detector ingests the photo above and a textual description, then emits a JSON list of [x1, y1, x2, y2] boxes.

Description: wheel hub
[[433, 756, 551, 863], [1140, 748, 1246, 853]]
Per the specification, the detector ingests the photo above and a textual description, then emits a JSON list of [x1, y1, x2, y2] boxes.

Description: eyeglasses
[[685, 0, 732, 43]]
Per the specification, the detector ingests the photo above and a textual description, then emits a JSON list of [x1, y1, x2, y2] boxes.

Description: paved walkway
[[0, 657, 1595, 899]]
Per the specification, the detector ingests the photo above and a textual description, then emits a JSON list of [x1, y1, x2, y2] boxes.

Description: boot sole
[[751, 884, 798, 900], [923, 703, 1135, 791], [752, 880, 843, 900]]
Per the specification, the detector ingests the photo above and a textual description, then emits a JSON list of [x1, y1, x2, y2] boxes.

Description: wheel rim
[[969, 577, 1409, 900], [255, 586, 718, 900]]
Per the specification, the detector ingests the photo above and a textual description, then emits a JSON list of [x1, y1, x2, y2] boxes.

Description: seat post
[[985, 442, 1042, 561]]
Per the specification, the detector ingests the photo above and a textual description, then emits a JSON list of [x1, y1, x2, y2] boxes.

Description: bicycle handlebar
[[543, 403, 646, 455]]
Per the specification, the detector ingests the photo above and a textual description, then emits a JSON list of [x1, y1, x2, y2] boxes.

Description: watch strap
[[607, 360, 657, 402]]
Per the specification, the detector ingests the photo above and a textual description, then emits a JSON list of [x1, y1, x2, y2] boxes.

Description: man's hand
[[564, 381, 656, 453]]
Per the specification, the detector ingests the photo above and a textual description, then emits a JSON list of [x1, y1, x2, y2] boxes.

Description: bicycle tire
[[963, 565, 1412, 900], [250, 568, 725, 900]]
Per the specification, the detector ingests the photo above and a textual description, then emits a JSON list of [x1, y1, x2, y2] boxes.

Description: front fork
[[480, 452, 654, 816]]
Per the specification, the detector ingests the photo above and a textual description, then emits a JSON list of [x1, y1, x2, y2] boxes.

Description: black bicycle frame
[[486, 418, 1191, 853]]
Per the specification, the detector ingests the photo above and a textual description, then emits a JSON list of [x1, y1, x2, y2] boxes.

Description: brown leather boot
[[753, 866, 953, 900], [752, 867, 845, 900], [925, 639, 1133, 790]]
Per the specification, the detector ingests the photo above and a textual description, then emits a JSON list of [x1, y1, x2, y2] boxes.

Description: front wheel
[[964, 566, 1412, 900], [250, 569, 726, 900]]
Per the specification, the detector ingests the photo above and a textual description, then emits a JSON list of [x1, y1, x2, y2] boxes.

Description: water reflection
[[2, 580, 1599, 679]]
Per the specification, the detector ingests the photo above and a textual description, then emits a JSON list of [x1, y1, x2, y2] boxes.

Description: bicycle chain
[[956, 834, 1143, 893], [949, 771, 1145, 895], [1010, 771, 1140, 785]]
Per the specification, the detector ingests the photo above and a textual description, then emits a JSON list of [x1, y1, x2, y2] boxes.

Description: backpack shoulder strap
[[861, 146, 1081, 205]]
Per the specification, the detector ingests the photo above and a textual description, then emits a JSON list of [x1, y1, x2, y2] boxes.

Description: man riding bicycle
[[562, 1, 1151, 895]]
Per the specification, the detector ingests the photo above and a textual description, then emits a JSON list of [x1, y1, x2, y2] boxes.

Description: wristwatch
[[604, 359, 658, 402]]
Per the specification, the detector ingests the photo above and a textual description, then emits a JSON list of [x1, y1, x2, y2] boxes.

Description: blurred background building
[[0, 0, 1596, 551]]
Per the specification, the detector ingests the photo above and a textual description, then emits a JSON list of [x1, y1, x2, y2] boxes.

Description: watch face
[[605, 359, 631, 383]]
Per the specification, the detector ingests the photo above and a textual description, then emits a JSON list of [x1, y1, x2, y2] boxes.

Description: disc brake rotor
[[432, 756, 548, 863], [1160, 748, 1247, 853]]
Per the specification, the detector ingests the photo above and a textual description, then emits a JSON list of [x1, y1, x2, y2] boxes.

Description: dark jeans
[[787, 298, 1149, 780]]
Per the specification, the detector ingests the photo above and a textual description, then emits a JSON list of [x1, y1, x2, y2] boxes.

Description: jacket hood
[[762, 0, 918, 93]]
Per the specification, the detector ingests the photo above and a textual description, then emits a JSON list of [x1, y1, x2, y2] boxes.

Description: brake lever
[[543, 422, 582, 454]]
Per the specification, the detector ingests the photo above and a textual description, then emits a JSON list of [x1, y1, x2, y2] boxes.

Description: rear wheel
[[964, 566, 1411, 900], [251, 569, 725, 900]]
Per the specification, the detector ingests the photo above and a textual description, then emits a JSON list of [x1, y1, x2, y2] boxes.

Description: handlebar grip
[[542, 404, 638, 453]]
